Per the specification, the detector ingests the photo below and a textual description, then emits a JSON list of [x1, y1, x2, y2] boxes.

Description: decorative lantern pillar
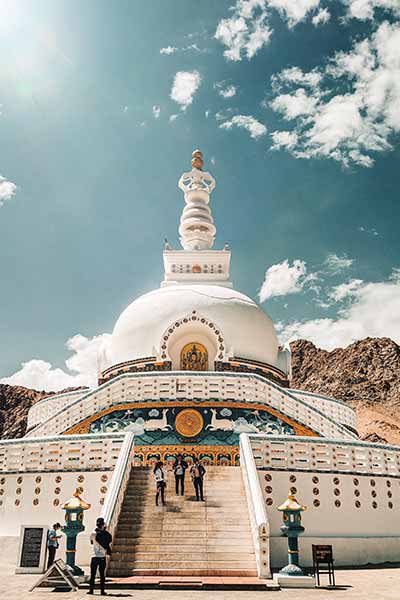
[[61, 489, 91, 576], [277, 492, 306, 577]]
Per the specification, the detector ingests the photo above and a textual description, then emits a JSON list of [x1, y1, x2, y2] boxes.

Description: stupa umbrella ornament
[[178, 150, 216, 251], [61, 489, 91, 576], [277, 492, 307, 576]]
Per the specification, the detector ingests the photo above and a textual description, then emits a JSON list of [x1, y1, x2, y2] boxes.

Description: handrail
[[100, 432, 135, 540], [240, 433, 270, 579]]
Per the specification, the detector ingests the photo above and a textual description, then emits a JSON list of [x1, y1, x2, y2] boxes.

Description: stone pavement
[[2, 567, 400, 600]]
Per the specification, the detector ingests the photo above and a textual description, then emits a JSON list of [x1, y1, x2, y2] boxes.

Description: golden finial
[[191, 149, 204, 170]]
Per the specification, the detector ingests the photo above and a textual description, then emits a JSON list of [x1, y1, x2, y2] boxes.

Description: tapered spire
[[178, 150, 216, 251]]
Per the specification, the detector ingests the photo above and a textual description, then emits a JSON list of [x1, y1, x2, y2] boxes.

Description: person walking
[[88, 517, 112, 596], [190, 457, 206, 501], [46, 522, 62, 569], [173, 454, 188, 496], [154, 460, 167, 506]]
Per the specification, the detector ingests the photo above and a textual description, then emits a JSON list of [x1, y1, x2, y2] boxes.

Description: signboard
[[312, 544, 333, 563], [16, 525, 48, 574], [30, 559, 79, 592], [312, 544, 335, 587]]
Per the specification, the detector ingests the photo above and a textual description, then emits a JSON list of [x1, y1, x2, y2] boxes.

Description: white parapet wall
[[26, 389, 88, 432], [247, 434, 400, 568], [0, 433, 130, 569], [26, 372, 357, 441]]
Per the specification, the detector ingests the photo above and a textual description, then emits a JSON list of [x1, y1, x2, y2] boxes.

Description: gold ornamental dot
[[175, 409, 204, 438], [100, 486, 107, 494], [101, 475, 108, 483]]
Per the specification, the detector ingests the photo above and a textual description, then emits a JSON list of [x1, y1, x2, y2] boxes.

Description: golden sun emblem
[[175, 409, 204, 438]]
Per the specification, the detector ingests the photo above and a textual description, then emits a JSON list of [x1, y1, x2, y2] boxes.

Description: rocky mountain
[[0, 385, 85, 439], [290, 337, 400, 445], [0, 337, 399, 444]]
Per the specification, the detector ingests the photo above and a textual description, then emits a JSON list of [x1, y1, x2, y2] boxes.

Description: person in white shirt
[[153, 461, 166, 506], [88, 517, 112, 596]]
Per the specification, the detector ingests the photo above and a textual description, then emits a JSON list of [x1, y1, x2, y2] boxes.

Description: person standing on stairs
[[88, 517, 112, 596], [173, 454, 188, 496], [154, 460, 167, 506], [190, 457, 206, 501]]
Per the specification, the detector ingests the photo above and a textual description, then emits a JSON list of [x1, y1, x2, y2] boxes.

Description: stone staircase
[[108, 465, 257, 577]]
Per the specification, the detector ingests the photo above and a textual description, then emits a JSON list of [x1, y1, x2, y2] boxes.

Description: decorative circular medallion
[[175, 409, 204, 438]]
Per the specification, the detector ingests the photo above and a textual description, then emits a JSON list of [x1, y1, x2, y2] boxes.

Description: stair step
[[110, 465, 256, 577], [112, 544, 255, 553], [108, 568, 258, 577]]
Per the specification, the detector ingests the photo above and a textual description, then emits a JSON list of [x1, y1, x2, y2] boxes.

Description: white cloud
[[358, 225, 379, 236], [220, 115, 267, 139], [160, 46, 177, 55], [215, 0, 400, 63], [1, 333, 110, 392], [270, 88, 319, 119], [259, 259, 307, 301], [268, 0, 320, 27], [324, 253, 354, 273], [312, 7, 330, 25], [169, 114, 179, 122], [269, 21, 400, 167], [0, 175, 17, 206], [346, 0, 400, 20], [160, 44, 207, 55], [215, 2, 272, 61], [278, 271, 400, 349], [152, 105, 161, 119], [328, 278, 364, 301], [170, 70, 202, 110], [215, 82, 237, 98], [271, 130, 298, 149]]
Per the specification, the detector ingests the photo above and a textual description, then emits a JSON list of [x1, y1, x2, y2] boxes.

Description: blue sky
[[1, 0, 399, 390]]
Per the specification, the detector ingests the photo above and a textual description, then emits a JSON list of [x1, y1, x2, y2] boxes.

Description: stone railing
[[0, 433, 127, 473], [100, 432, 135, 540], [240, 433, 271, 578], [289, 389, 356, 431], [27, 390, 88, 431], [26, 372, 357, 441], [249, 435, 400, 478]]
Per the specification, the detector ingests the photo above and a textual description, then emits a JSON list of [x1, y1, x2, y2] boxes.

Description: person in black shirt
[[173, 454, 188, 496], [88, 517, 112, 596], [190, 457, 206, 501]]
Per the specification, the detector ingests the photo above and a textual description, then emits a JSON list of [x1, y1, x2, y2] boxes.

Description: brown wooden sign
[[313, 544, 333, 563], [312, 544, 335, 587]]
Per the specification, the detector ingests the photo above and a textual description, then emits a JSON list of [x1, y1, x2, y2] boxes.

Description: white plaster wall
[[270, 537, 400, 569], [0, 470, 112, 567], [258, 470, 400, 567]]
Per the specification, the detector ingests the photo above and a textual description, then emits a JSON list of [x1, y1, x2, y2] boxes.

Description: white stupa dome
[[98, 152, 287, 377], [103, 284, 279, 371]]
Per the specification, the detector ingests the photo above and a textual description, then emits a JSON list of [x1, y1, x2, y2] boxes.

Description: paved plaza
[[2, 566, 400, 600]]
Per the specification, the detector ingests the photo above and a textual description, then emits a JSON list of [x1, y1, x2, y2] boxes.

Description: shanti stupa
[[0, 151, 399, 581]]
